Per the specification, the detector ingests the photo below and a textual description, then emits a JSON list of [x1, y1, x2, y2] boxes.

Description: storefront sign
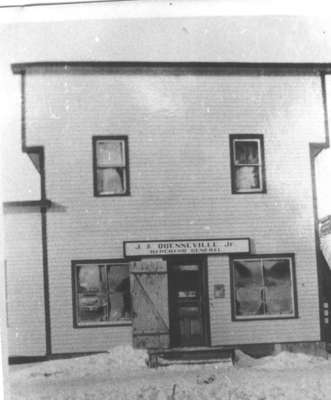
[[124, 238, 250, 257]]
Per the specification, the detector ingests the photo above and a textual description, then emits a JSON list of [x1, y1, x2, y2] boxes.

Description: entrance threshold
[[147, 345, 235, 368]]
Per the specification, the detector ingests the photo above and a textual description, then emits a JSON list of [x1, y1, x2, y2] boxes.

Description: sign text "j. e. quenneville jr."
[[124, 239, 250, 256]]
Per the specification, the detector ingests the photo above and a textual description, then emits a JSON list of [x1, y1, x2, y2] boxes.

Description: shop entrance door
[[168, 256, 210, 347]]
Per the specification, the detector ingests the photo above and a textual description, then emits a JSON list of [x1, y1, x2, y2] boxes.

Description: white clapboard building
[[2, 2, 331, 361]]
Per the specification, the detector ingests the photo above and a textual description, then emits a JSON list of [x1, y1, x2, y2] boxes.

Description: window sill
[[232, 315, 298, 322], [94, 192, 130, 197], [232, 190, 266, 195], [75, 320, 133, 329]]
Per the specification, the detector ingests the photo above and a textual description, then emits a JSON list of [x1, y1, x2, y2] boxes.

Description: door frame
[[167, 255, 211, 348]]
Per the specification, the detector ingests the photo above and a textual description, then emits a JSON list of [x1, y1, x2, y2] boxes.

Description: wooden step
[[157, 357, 233, 367], [147, 346, 235, 368]]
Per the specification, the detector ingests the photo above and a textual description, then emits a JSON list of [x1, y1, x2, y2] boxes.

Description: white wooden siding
[[208, 254, 320, 345], [24, 68, 324, 352], [4, 210, 46, 356]]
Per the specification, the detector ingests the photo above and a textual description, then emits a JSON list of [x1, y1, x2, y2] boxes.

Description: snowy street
[[8, 346, 331, 400]]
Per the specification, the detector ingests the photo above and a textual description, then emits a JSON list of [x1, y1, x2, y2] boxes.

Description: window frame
[[71, 259, 132, 329], [229, 253, 298, 322], [229, 134, 266, 194], [92, 136, 130, 197], [4, 260, 9, 328]]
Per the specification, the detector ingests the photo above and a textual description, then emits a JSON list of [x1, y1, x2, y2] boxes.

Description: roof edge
[[3, 200, 52, 209], [11, 61, 331, 74]]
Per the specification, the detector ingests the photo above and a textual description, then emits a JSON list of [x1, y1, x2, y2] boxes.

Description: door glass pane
[[234, 166, 260, 190], [97, 140, 124, 167], [234, 260, 263, 316], [263, 259, 293, 315], [234, 141, 259, 164], [179, 320, 186, 341], [77, 264, 108, 323], [190, 319, 202, 336], [178, 291, 197, 298], [176, 271, 200, 297], [178, 306, 199, 317], [177, 264, 199, 271]]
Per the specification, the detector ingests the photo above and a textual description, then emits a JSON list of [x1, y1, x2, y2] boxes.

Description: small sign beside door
[[124, 238, 250, 257], [214, 284, 225, 299]]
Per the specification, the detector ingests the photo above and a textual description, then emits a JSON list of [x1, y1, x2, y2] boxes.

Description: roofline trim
[[11, 61, 331, 74], [3, 200, 52, 209]]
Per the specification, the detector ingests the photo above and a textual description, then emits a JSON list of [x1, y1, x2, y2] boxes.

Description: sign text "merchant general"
[[124, 238, 250, 257]]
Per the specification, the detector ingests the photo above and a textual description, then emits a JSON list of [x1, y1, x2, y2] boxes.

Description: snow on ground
[[8, 346, 331, 400]]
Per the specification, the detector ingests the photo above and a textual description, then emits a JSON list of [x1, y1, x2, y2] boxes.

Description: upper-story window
[[230, 134, 266, 194], [93, 136, 130, 196]]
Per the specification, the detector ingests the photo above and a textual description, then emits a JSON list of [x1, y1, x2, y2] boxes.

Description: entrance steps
[[147, 346, 235, 368]]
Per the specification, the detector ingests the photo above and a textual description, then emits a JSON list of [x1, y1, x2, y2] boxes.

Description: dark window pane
[[263, 259, 293, 315], [97, 168, 125, 194], [233, 260, 263, 316], [235, 141, 259, 164], [234, 166, 260, 191], [190, 319, 202, 336], [77, 265, 108, 323]]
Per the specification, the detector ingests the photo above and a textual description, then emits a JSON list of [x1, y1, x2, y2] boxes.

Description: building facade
[[3, 62, 330, 359]]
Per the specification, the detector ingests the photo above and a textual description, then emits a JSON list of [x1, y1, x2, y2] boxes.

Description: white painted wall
[[316, 76, 331, 220], [3, 210, 46, 356], [22, 67, 323, 352]]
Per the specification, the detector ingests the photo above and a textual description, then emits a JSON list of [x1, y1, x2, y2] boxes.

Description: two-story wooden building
[[2, 5, 331, 361]]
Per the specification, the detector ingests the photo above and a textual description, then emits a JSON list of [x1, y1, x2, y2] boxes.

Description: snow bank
[[106, 344, 148, 368], [11, 345, 148, 381], [235, 349, 328, 370], [10, 348, 331, 400], [255, 351, 328, 370]]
